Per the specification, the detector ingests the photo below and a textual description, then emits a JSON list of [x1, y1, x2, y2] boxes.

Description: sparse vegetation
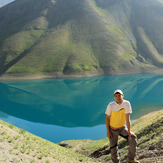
[[0, 119, 96, 162], [0, 110, 162, 162], [59, 110, 163, 163]]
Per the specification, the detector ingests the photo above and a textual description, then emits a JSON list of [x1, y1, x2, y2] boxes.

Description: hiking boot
[[127, 159, 140, 163]]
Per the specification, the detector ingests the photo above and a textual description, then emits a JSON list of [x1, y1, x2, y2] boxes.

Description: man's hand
[[106, 115, 112, 139], [128, 131, 137, 139], [125, 113, 137, 139], [107, 130, 112, 139]]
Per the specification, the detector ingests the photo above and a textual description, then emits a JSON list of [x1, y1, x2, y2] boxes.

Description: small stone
[[148, 145, 155, 150]]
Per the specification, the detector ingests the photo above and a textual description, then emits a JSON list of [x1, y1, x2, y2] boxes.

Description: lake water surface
[[0, 74, 163, 143]]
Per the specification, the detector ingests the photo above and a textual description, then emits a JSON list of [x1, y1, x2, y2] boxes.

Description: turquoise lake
[[0, 74, 163, 143]]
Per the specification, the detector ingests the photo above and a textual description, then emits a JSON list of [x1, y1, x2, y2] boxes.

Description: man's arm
[[125, 113, 136, 138], [105, 115, 112, 139]]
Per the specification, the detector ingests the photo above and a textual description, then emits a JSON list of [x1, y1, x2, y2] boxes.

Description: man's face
[[114, 93, 124, 104]]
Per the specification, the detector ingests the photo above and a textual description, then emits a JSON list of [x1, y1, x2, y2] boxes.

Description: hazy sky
[[0, 0, 15, 6]]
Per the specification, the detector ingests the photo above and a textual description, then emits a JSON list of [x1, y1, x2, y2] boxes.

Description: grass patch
[[7, 65, 36, 73], [110, 26, 124, 35], [121, 53, 134, 61]]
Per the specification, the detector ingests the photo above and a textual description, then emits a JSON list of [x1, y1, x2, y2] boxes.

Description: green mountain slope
[[0, 0, 163, 78]]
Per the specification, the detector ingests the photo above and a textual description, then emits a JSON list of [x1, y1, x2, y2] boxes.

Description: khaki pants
[[109, 126, 137, 163]]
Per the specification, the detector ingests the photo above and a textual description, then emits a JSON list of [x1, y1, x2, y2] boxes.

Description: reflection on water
[[0, 74, 163, 128]]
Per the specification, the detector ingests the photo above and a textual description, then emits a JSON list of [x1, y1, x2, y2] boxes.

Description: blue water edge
[[0, 74, 163, 143]]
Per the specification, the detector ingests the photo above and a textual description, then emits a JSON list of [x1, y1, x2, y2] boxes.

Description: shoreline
[[0, 72, 104, 81], [0, 69, 163, 81]]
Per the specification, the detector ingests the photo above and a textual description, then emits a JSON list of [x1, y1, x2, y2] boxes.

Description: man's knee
[[129, 135, 137, 143]]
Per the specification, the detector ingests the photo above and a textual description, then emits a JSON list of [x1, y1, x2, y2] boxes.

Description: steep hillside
[[60, 110, 163, 163], [0, 0, 163, 79], [0, 110, 162, 162], [0, 120, 95, 162]]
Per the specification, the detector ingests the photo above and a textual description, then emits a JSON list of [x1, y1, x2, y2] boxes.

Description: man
[[105, 89, 139, 163]]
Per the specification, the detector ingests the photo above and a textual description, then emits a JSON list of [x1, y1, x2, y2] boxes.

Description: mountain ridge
[[0, 0, 163, 79]]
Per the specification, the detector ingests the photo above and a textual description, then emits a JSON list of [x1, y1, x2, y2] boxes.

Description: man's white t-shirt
[[105, 100, 132, 115], [105, 100, 132, 128]]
